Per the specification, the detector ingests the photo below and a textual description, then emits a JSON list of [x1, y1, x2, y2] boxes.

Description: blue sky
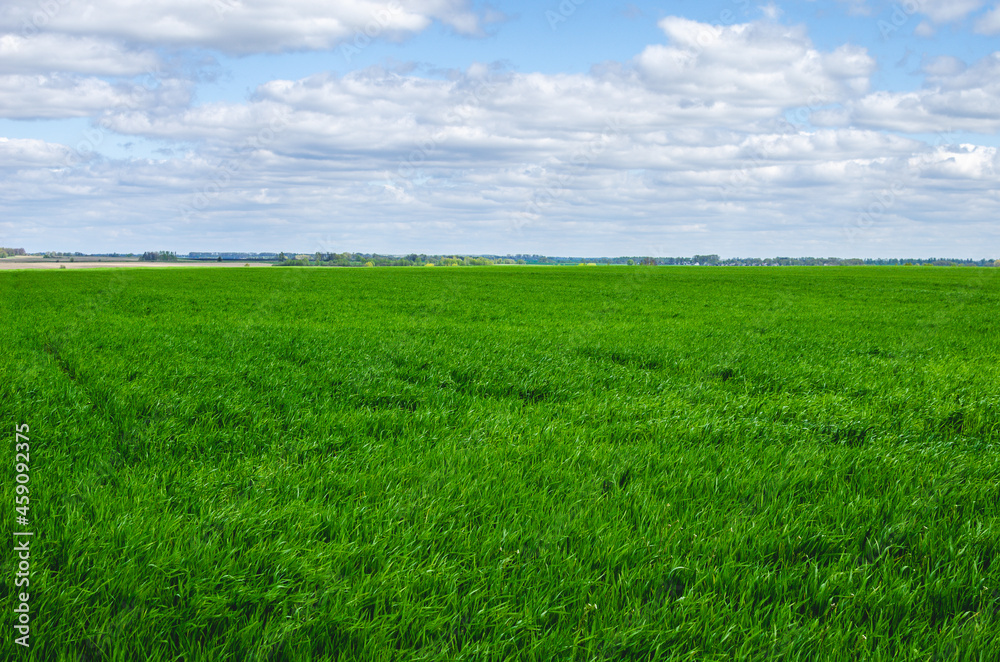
[[1, 0, 999, 257]]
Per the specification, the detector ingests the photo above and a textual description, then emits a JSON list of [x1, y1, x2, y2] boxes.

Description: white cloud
[[96, 24, 880, 166], [0, 137, 75, 167], [634, 18, 874, 111], [0, 34, 161, 76], [834, 0, 872, 17], [915, 0, 985, 23], [913, 144, 998, 180], [0, 0, 495, 55], [921, 55, 965, 77], [819, 52, 1000, 134], [759, 3, 783, 20], [975, 4, 1000, 34], [0, 74, 192, 119]]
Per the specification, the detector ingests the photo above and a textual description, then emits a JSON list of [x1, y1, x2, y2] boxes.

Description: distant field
[[2, 266, 999, 660]]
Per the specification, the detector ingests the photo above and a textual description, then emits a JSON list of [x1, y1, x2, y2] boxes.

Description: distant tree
[[217, 256, 223, 262]]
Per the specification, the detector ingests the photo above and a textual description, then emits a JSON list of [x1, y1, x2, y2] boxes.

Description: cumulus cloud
[[975, 4, 1000, 34], [0, 0, 495, 55], [0, 34, 161, 76], [913, 0, 985, 23], [759, 3, 783, 20], [833, 0, 872, 17], [0, 137, 75, 167], [914, 143, 998, 180], [816, 52, 1000, 134], [97, 21, 880, 166], [633, 18, 873, 111], [0, 74, 193, 119]]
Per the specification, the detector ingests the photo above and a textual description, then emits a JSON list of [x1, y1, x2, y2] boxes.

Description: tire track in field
[[40, 266, 132, 388], [41, 342, 77, 382]]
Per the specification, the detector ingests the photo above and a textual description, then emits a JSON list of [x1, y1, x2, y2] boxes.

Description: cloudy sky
[[2, 0, 999, 257]]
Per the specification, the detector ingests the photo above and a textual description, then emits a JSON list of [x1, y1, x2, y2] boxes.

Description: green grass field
[[2, 266, 999, 660]]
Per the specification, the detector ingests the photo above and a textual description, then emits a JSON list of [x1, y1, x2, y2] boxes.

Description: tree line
[[276, 253, 523, 267], [139, 251, 179, 262]]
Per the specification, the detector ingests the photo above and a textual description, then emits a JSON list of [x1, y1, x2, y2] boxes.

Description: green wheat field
[[2, 266, 999, 660]]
